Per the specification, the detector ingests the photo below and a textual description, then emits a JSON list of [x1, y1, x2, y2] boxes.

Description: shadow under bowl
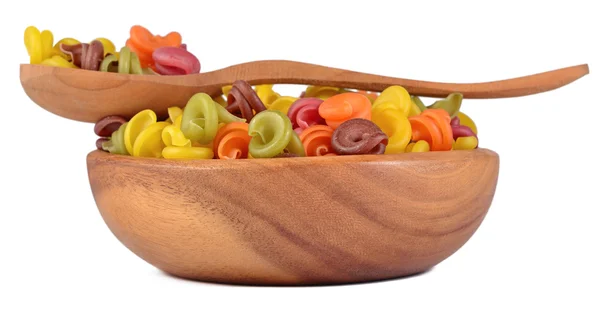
[[86, 148, 499, 285]]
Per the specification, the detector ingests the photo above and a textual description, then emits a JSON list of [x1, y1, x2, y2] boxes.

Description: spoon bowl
[[21, 60, 589, 123], [87, 148, 499, 285]]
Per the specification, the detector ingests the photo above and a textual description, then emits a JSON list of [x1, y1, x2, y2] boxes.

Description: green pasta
[[285, 131, 306, 157], [99, 47, 143, 74], [427, 92, 463, 118], [100, 54, 118, 72], [130, 51, 143, 75], [102, 122, 129, 155], [180, 93, 219, 144], [248, 110, 295, 158], [215, 102, 246, 123], [411, 95, 427, 112], [118, 47, 131, 74]]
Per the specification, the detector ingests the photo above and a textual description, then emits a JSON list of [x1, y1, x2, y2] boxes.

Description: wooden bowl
[[87, 148, 499, 285]]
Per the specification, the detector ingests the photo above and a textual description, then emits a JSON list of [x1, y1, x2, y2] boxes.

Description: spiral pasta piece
[[371, 102, 412, 154], [124, 109, 157, 155], [255, 84, 281, 106], [99, 54, 117, 72], [318, 92, 371, 129], [180, 93, 219, 144], [287, 97, 325, 131], [248, 110, 305, 158], [52, 38, 80, 61], [60, 40, 104, 71], [24, 26, 44, 64], [100, 46, 143, 74], [331, 118, 388, 155], [299, 125, 336, 156], [162, 125, 192, 147], [153, 46, 201, 75], [212, 122, 251, 159], [133, 122, 170, 157], [408, 109, 453, 151], [372, 86, 412, 117], [226, 80, 267, 120]]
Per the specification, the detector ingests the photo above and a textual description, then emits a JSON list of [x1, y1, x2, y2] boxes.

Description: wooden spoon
[[20, 60, 589, 123]]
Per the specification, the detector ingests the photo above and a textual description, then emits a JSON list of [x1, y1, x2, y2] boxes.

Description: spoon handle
[[210, 60, 589, 98]]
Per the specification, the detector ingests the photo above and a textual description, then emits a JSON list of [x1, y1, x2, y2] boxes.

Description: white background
[[1, 1, 599, 314]]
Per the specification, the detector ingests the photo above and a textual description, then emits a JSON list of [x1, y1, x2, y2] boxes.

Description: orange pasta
[[212, 122, 251, 159], [318, 92, 371, 129], [408, 109, 453, 151], [298, 125, 337, 156], [126, 25, 182, 68]]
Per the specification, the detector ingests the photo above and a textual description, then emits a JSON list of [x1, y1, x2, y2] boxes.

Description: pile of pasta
[[94, 80, 479, 159]]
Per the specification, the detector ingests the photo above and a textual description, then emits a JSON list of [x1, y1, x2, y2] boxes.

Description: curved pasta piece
[[318, 92, 371, 129], [226, 80, 267, 120], [52, 38, 80, 61], [24, 26, 53, 64], [373, 86, 412, 117], [180, 93, 219, 144], [287, 97, 325, 130], [162, 125, 192, 147], [153, 46, 201, 75], [371, 103, 412, 154], [408, 109, 453, 151], [331, 119, 388, 155], [124, 109, 157, 155], [213, 122, 251, 159], [248, 110, 294, 158], [298, 125, 336, 156], [60, 40, 104, 70], [133, 122, 170, 157]]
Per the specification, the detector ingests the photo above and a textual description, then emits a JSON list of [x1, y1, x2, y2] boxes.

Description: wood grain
[[21, 61, 589, 123], [86, 149, 500, 285]]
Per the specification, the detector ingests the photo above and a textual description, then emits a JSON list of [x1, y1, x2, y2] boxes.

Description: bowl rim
[[87, 148, 499, 170]]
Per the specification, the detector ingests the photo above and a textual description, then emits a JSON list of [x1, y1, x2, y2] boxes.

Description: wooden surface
[[87, 149, 500, 285], [21, 61, 589, 123]]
